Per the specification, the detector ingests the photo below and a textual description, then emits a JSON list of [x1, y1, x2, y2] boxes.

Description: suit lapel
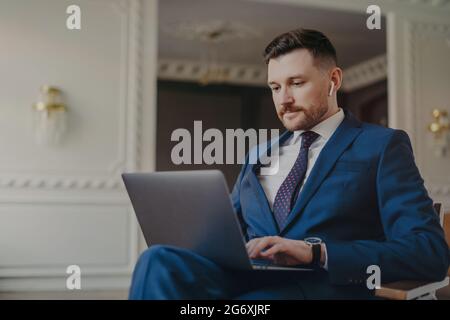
[[280, 111, 363, 234], [245, 130, 293, 234]]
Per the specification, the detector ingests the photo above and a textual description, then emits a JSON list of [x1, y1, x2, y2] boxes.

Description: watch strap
[[311, 243, 321, 267]]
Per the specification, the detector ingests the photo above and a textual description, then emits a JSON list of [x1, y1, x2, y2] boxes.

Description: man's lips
[[282, 110, 301, 119]]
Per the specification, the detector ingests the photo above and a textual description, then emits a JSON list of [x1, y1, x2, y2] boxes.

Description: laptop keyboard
[[250, 259, 275, 266]]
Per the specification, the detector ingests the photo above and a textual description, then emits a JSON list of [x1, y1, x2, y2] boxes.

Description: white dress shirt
[[258, 108, 345, 270]]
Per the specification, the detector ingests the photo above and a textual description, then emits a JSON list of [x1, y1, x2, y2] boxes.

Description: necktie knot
[[301, 131, 319, 149]]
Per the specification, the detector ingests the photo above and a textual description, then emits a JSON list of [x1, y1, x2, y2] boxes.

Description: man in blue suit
[[129, 28, 449, 299]]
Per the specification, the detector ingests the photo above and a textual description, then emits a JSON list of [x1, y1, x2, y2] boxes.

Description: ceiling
[[158, 0, 386, 69]]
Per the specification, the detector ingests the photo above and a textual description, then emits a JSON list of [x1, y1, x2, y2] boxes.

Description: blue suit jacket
[[231, 111, 450, 286]]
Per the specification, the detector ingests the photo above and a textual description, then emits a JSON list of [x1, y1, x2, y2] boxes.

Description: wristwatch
[[304, 237, 322, 267]]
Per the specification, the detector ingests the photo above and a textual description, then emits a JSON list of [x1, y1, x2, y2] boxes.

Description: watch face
[[304, 237, 322, 245]]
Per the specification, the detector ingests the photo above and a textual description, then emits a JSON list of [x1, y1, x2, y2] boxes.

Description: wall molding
[[127, 0, 144, 172], [0, 275, 131, 292], [403, 18, 450, 207], [255, 0, 450, 14], [0, 194, 129, 205], [404, 19, 417, 146], [0, 203, 138, 278], [340, 55, 387, 92], [404, 20, 450, 158], [397, 0, 450, 8], [158, 58, 268, 87], [0, 177, 122, 190], [0, 0, 144, 191]]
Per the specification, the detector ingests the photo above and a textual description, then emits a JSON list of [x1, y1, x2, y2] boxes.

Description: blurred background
[[0, 0, 448, 299]]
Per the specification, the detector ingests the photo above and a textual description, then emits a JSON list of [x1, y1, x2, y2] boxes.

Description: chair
[[375, 203, 450, 300]]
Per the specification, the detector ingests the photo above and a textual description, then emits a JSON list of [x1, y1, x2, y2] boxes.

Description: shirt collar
[[291, 108, 345, 144]]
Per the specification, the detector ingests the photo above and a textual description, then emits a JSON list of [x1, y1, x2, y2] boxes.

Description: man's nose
[[280, 87, 294, 105]]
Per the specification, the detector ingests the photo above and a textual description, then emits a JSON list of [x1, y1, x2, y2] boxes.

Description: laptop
[[122, 170, 313, 272]]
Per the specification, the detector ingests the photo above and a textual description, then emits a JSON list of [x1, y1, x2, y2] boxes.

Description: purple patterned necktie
[[273, 131, 319, 229]]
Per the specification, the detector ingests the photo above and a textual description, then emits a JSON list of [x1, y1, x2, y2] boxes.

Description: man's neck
[[318, 106, 340, 124]]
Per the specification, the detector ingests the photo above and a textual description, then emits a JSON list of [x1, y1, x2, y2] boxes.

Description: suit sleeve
[[231, 157, 250, 241], [326, 130, 450, 285]]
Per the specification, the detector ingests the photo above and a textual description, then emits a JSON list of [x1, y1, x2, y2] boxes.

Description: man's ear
[[329, 67, 343, 94], [328, 81, 335, 96]]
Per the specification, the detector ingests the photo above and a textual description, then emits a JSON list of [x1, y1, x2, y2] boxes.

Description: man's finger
[[250, 238, 269, 257], [260, 243, 283, 257], [246, 238, 261, 255], [250, 237, 278, 258], [248, 238, 267, 258], [246, 237, 260, 248]]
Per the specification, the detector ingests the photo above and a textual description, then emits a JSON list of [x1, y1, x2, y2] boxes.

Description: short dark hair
[[263, 28, 337, 68]]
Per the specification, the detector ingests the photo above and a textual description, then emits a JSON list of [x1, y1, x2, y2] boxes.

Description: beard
[[278, 101, 329, 131]]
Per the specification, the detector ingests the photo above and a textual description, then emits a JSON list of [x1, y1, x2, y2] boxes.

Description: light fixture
[[427, 108, 449, 157], [198, 33, 229, 86], [165, 20, 261, 85], [32, 86, 68, 146]]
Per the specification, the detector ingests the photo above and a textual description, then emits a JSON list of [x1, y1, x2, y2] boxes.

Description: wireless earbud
[[328, 82, 335, 97]]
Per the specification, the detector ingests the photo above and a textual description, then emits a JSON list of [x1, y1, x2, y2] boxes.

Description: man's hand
[[246, 236, 314, 266]]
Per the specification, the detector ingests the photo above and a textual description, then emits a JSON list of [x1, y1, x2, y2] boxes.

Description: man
[[129, 29, 449, 299]]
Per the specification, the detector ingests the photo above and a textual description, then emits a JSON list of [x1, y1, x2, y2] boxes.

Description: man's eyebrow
[[267, 74, 306, 86]]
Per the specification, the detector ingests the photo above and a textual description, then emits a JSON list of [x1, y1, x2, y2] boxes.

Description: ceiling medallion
[[165, 20, 261, 85]]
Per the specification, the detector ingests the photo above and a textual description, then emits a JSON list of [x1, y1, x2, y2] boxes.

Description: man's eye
[[271, 87, 280, 92], [293, 82, 303, 86]]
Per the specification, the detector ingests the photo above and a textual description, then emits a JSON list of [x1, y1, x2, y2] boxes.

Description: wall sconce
[[427, 109, 449, 157], [32, 86, 68, 146]]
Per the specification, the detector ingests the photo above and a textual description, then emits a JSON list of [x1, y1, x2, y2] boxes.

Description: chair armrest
[[375, 277, 449, 300]]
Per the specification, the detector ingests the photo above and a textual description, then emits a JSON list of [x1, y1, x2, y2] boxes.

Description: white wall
[[0, 0, 157, 291], [388, 11, 450, 210]]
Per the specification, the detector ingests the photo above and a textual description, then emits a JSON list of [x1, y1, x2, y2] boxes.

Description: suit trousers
[[128, 245, 376, 300]]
